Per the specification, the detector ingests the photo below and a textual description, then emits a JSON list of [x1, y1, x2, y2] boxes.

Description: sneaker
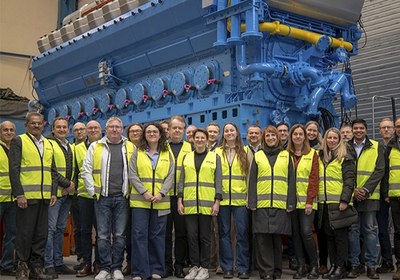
[[113, 270, 124, 280], [185, 266, 199, 280], [152, 273, 162, 279], [194, 267, 209, 280], [95, 270, 111, 280], [55, 264, 75, 275]]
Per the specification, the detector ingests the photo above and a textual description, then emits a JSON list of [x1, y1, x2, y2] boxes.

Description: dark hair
[[351, 119, 367, 129], [287, 124, 311, 155], [207, 122, 220, 129], [25, 112, 44, 125], [125, 122, 143, 141], [276, 122, 289, 130], [52, 117, 69, 129], [193, 128, 209, 140], [139, 122, 168, 152]]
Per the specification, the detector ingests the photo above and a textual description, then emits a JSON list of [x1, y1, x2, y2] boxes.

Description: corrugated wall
[[346, 0, 400, 139]]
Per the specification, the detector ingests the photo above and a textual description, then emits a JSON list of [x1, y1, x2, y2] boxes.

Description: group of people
[[1, 112, 400, 280]]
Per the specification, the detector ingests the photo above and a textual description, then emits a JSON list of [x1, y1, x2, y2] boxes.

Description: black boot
[[16, 262, 29, 280], [307, 267, 319, 279], [29, 267, 54, 280], [329, 266, 346, 280], [322, 265, 336, 279], [293, 266, 307, 279]]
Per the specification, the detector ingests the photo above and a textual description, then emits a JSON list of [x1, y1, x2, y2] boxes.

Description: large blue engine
[[31, 0, 364, 135]]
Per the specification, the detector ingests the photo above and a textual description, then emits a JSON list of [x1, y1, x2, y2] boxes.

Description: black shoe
[[293, 266, 307, 279], [329, 266, 346, 280], [307, 267, 319, 279], [0, 268, 16, 276], [322, 266, 336, 279], [45, 267, 58, 279], [263, 276, 273, 280], [223, 270, 234, 279], [347, 266, 360, 278], [366, 267, 379, 279], [30, 267, 54, 280], [290, 259, 299, 271], [16, 262, 29, 280], [55, 264, 75, 275], [175, 267, 185, 279], [238, 272, 250, 279], [376, 262, 394, 273]]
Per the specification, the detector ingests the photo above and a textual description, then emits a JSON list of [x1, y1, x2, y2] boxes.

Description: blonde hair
[[321, 128, 347, 163]]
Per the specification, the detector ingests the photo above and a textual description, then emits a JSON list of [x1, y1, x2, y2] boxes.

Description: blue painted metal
[[31, 0, 364, 136]]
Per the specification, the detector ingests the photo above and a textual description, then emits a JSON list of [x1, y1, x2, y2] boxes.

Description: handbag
[[328, 204, 358, 229]]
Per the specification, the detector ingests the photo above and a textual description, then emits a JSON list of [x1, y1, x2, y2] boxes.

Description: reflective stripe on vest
[[356, 140, 380, 200], [389, 147, 400, 197], [49, 139, 75, 197], [295, 149, 317, 210], [254, 150, 289, 209], [168, 141, 192, 196], [0, 146, 12, 202], [20, 134, 53, 200], [318, 157, 352, 205], [182, 152, 216, 215], [215, 147, 247, 206], [74, 142, 92, 199], [130, 149, 170, 209]]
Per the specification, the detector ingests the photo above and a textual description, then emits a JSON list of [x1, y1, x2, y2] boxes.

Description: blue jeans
[[348, 211, 379, 267], [0, 201, 16, 270], [78, 196, 98, 266], [218, 206, 250, 273], [131, 208, 167, 279], [44, 195, 72, 268], [95, 195, 129, 272]]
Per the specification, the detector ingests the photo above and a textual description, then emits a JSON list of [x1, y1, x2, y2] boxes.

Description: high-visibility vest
[[168, 141, 192, 196], [130, 149, 171, 209], [49, 139, 75, 197], [75, 142, 92, 199], [20, 134, 53, 200], [0, 145, 12, 202], [93, 141, 135, 199], [254, 150, 290, 209], [215, 147, 247, 206], [295, 149, 317, 210], [389, 147, 400, 197], [356, 140, 380, 200], [318, 157, 352, 205], [182, 151, 217, 215]]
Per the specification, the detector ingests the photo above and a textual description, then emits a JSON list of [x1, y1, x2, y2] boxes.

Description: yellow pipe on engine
[[229, 20, 353, 51]]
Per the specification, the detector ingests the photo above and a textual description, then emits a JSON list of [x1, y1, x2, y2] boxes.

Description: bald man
[[0, 121, 16, 276]]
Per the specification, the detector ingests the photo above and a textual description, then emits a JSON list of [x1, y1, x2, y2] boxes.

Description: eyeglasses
[[380, 126, 394, 130], [107, 125, 122, 130], [146, 130, 159, 135], [73, 128, 85, 132]]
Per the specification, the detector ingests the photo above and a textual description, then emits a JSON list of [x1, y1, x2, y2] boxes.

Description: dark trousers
[[322, 205, 348, 267], [78, 196, 98, 266], [254, 233, 282, 278], [125, 209, 132, 264], [71, 194, 82, 260], [377, 197, 393, 265], [291, 209, 318, 267], [390, 199, 400, 265], [314, 211, 328, 266], [15, 200, 48, 268], [186, 214, 212, 268], [165, 196, 188, 271]]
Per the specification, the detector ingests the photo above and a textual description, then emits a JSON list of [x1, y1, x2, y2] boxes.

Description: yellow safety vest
[[168, 141, 192, 196], [295, 149, 317, 210], [215, 147, 247, 206], [20, 134, 53, 200], [254, 150, 290, 209], [0, 145, 12, 202], [75, 142, 92, 199], [182, 151, 217, 215], [389, 147, 400, 197], [93, 141, 135, 199], [130, 149, 171, 209], [318, 157, 351, 205], [49, 139, 75, 197], [356, 140, 380, 200]]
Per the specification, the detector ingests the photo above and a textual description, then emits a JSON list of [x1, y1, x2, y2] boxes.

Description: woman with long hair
[[178, 128, 222, 280], [305, 121, 322, 149], [128, 122, 175, 280], [248, 125, 296, 280], [318, 128, 355, 280], [215, 122, 250, 279], [287, 124, 319, 279]]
